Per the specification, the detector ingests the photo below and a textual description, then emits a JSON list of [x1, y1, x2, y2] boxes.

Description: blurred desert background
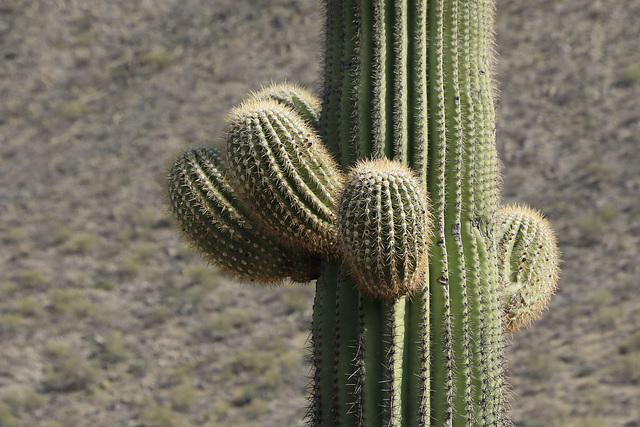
[[1, 0, 639, 426]]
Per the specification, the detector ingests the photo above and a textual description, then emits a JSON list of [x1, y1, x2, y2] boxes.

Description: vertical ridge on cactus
[[226, 99, 343, 256], [496, 204, 560, 333], [311, 0, 508, 425], [167, 146, 321, 284]]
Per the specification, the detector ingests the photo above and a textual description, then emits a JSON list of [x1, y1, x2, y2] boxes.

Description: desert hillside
[[1, 0, 639, 426]]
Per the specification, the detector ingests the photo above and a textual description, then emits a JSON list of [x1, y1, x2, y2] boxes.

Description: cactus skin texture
[[337, 159, 431, 301], [225, 99, 343, 256], [167, 146, 321, 284], [496, 204, 560, 334]]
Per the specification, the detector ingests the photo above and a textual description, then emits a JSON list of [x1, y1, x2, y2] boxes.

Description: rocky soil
[[1, 0, 639, 426]]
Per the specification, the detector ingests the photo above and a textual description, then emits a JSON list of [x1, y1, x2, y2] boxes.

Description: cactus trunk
[[309, 1, 508, 425]]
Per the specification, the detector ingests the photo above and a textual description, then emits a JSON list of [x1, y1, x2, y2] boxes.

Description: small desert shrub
[[575, 214, 606, 246], [606, 353, 640, 385], [64, 231, 98, 253], [0, 313, 25, 332], [48, 288, 91, 318], [0, 401, 25, 427], [42, 356, 99, 392], [140, 405, 190, 427], [281, 286, 313, 313], [97, 330, 130, 366], [618, 64, 640, 86], [202, 308, 254, 341], [58, 101, 88, 120], [1, 384, 45, 412], [122, 244, 158, 277], [16, 269, 49, 289], [137, 205, 169, 230], [186, 264, 220, 289], [619, 330, 640, 354], [168, 381, 198, 412], [1, 228, 26, 244], [15, 295, 46, 318], [139, 49, 176, 69], [561, 415, 603, 427]]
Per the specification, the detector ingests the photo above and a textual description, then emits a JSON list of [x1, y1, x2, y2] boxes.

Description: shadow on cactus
[[166, 0, 561, 425]]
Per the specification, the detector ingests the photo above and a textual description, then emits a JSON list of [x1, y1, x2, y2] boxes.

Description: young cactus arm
[[496, 204, 560, 333], [226, 100, 343, 256], [167, 146, 321, 284], [337, 159, 431, 301], [250, 83, 322, 129]]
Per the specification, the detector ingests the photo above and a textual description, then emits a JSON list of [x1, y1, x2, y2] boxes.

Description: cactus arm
[[226, 101, 342, 255], [496, 204, 560, 333], [167, 147, 320, 283], [250, 83, 322, 128]]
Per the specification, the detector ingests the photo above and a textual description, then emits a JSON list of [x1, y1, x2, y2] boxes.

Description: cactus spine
[[310, 1, 506, 425]]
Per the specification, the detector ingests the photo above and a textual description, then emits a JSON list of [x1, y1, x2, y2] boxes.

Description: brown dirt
[[0, 0, 638, 426]]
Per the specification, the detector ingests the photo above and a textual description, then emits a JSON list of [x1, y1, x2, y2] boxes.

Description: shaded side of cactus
[[309, 1, 507, 426], [167, 146, 321, 284], [496, 204, 560, 333], [226, 100, 343, 256], [337, 158, 431, 301]]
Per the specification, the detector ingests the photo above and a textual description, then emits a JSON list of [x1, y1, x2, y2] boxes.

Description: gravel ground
[[1, 0, 639, 426]]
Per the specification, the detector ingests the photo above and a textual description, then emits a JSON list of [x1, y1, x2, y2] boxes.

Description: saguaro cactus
[[310, 1, 506, 425], [166, 0, 561, 426]]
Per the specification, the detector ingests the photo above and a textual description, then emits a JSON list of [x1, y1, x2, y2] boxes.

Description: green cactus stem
[[167, 146, 321, 284], [225, 99, 343, 256], [310, 0, 508, 426], [337, 158, 431, 301], [496, 204, 560, 333]]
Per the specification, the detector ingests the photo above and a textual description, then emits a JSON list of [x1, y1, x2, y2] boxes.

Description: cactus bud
[[250, 83, 321, 129], [226, 99, 342, 256], [337, 159, 431, 301], [167, 146, 321, 284], [496, 204, 560, 333]]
